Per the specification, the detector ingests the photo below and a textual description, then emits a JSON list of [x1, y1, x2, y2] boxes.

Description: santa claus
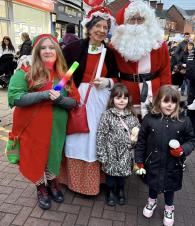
[[111, 0, 171, 117]]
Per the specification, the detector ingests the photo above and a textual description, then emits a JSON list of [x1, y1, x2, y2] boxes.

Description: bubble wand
[[54, 61, 79, 91]]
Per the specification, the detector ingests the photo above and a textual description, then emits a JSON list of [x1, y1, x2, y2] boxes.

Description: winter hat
[[116, 0, 154, 25], [32, 34, 58, 48], [116, 2, 130, 25], [81, 6, 115, 28]]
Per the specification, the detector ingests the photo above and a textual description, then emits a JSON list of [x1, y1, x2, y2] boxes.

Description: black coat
[[19, 39, 32, 57], [186, 48, 195, 104], [62, 39, 119, 87], [175, 40, 188, 63], [135, 113, 195, 193]]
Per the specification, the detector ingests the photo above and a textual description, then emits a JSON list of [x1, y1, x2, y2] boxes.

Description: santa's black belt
[[119, 71, 159, 83], [120, 71, 159, 103]]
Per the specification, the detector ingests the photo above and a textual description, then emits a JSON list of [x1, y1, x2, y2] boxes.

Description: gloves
[[17, 55, 32, 70], [93, 78, 110, 89], [170, 146, 183, 157], [133, 163, 146, 175]]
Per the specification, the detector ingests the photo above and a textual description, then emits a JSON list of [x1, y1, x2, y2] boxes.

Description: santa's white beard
[[111, 24, 162, 62]]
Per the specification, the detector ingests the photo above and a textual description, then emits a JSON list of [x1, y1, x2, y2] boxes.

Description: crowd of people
[[3, 1, 195, 226]]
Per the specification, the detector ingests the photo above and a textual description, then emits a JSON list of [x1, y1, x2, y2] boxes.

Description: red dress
[[59, 54, 107, 195]]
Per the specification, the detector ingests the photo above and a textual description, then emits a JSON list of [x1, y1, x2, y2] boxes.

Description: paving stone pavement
[[1, 87, 195, 226]]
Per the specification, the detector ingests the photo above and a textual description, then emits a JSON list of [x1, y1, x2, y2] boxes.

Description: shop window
[[0, 0, 6, 18], [0, 20, 8, 41], [65, 6, 77, 17]]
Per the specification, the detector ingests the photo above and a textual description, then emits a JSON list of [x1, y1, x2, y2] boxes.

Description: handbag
[[5, 132, 20, 164], [66, 84, 92, 135], [5, 106, 41, 164], [66, 54, 101, 135]]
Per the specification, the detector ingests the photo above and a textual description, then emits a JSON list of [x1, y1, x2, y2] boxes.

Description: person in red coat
[[110, 0, 171, 117]]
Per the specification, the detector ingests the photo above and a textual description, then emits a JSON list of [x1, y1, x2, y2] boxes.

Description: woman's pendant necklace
[[91, 44, 98, 52]]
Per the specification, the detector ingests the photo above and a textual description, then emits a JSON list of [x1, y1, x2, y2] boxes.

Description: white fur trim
[[124, 0, 154, 24], [81, 12, 115, 28], [138, 54, 153, 118]]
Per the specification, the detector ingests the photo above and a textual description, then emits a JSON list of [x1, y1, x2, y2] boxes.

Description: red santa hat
[[81, 6, 115, 28], [116, 2, 130, 25]]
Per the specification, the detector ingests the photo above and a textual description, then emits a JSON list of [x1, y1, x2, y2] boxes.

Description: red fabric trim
[[137, 163, 144, 169], [82, 54, 107, 83]]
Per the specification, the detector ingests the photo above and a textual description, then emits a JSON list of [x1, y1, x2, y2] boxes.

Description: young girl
[[135, 85, 195, 226], [96, 83, 140, 206]]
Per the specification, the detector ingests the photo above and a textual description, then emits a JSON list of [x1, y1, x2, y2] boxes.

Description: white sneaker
[[143, 198, 157, 218], [188, 99, 195, 110], [163, 205, 174, 226]]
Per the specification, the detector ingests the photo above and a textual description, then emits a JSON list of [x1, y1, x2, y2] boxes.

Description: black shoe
[[47, 179, 64, 203], [116, 187, 126, 205], [37, 183, 51, 210], [106, 189, 116, 206]]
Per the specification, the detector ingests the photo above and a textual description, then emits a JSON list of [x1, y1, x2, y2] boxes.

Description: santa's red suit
[[111, 41, 171, 105], [110, 1, 171, 116]]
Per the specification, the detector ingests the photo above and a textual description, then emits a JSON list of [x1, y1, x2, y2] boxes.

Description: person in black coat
[[174, 32, 190, 64], [19, 32, 32, 57], [134, 85, 195, 226], [186, 45, 195, 132]]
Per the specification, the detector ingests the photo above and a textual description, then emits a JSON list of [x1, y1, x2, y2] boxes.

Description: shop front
[[12, 0, 54, 48], [0, 0, 11, 41], [55, 1, 83, 39]]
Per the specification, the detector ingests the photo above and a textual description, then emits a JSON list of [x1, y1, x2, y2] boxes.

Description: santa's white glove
[[135, 168, 146, 175], [93, 78, 111, 89], [17, 55, 32, 70]]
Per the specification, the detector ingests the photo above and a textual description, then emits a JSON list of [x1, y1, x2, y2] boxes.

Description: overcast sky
[[162, 0, 195, 9]]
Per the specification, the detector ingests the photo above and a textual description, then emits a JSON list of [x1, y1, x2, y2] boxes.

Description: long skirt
[[58, 157, 105, 195]]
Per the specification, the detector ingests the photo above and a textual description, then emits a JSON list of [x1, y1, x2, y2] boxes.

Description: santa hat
[[81, 6, 115, 28], [116, 0, 153, 25], [32, 34, 58, 48], [116, 2, 130, 25]]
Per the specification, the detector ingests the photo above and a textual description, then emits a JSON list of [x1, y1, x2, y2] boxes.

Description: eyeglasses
[[126, 17, 145, 24]]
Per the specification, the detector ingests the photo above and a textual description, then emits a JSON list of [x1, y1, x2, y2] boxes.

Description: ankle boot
[[47, 178, 64, 203], [116, 186, 125, 205], [36, 183, 51, 210], [106, 187, 116, 206]]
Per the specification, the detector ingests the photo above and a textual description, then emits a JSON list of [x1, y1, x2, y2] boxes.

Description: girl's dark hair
[[108, 83, 136, 116], [151, 85, 181, 120], [2, 36, 15, 51], [85, 16, 111, 38]]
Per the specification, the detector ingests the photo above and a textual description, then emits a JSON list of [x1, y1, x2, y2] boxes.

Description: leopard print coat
[[96, 108, 140, 176]]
